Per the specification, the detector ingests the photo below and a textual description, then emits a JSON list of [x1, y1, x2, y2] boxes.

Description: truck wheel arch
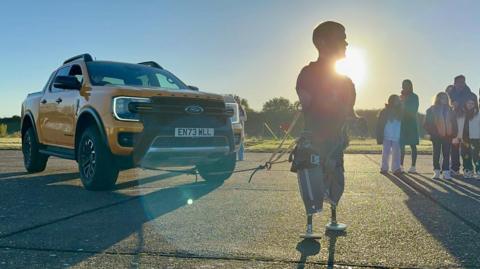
[[75, 108, 108, 159], [21, 111, 38, 141]]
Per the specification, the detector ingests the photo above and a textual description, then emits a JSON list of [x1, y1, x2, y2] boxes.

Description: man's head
[[454, 75, 466, 89], [312, 21, 347, 60]]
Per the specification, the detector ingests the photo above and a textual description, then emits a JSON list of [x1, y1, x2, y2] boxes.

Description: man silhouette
[[295, 21, 361, 237]]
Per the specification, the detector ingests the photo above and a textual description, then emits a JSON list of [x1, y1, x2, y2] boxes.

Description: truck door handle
[[41, 99, 47, 104], [55, 98, 63, 104]]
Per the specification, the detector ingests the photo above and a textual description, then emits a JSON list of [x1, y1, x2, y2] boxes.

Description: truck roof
[[63, 54, 163, 70]]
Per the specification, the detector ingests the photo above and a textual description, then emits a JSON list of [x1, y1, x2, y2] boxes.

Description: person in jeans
[[400, 79, 420, 173], [424, 92, 457, 179], [456, 97, 480, 178], [447, 75, 475, 175], [377, 95, 403, 174]]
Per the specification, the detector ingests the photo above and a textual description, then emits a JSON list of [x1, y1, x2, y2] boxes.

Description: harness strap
[[265, 111, 302, 167]]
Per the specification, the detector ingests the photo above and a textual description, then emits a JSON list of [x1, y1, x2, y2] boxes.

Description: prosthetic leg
[[325, 204, 347, 231], [300, 214, 322, 239]]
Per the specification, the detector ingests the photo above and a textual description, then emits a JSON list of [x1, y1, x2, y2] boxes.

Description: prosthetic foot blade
[[326, 222, 347, 231], [299, 233, 322, 239]]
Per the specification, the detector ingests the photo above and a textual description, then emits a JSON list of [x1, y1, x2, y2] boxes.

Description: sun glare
[[335, 46, 367, 87]]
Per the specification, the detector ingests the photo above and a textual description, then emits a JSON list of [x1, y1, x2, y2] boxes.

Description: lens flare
[[335, 46, 367, 87]]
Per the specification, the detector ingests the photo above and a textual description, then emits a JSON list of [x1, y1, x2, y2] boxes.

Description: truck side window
[[50, 66, 71, 92], [42, 72, 56, 93], [69, 64, 83, 85]]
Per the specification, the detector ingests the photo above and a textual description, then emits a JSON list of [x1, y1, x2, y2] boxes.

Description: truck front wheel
[[78, 126, 119, 190], [197, 153, 236, 182]]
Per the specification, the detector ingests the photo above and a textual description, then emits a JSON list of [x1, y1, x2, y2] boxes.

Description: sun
[[335, 46, 367, 87]]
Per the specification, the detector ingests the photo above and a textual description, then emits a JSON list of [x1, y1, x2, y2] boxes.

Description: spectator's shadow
[[383, 172, 480, 266], [414, 173, 480, 201]]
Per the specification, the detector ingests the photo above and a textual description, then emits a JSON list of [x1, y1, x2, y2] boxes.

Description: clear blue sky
[[1, 0, 480, 117]]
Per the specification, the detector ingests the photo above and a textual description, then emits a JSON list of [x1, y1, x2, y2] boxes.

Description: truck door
[[55, 64, 83, 148], [38, 66, 70, 146], [38, 65, 79, 148]]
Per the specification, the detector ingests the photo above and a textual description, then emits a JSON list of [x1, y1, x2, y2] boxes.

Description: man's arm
[[297, 89, 312, 111], [295, 67, 312, 111], [346, 78, 359, 120]]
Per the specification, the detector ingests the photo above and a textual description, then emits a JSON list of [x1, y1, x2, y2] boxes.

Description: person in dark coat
[[400, 79, 420, 173], [447, 75, 476, 175]]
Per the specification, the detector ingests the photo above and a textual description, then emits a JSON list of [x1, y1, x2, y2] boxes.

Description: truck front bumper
[[140, 143, 231, 168]]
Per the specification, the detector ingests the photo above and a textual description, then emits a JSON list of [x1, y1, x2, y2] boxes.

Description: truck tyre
[[197, 153, 236, 182], [78, 126, 119, 190], [22, 127, 48, 173]]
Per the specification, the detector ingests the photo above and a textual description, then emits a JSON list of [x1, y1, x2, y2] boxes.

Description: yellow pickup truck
[[21, 54, 242, 190]]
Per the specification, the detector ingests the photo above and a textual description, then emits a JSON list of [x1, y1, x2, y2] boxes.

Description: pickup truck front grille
[[130, 97, 232, 117], [131, 96, 235, 165], [151, 136, 227, 148]]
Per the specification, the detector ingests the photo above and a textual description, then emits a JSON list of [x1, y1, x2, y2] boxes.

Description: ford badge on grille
[[185, 105, 204, 114]]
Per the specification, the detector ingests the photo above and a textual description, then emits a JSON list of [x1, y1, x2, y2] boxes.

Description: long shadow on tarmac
[[0, 170, 223, 267], [384, 173, 480, 267], [415, 173, 480, 201], [325, 230, 346, 269], [296, 239, 320, 269], [0, 171, 28, 180], [295, 230, 346, 268]]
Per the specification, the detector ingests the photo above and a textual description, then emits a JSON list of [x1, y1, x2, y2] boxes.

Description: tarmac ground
[[1, 151, 479, 268]]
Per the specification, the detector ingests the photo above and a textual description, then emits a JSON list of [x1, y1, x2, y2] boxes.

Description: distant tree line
[[241, 97, 426, 139], [0, 116, 20, 137]]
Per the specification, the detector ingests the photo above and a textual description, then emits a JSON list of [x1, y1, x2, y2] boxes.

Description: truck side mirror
[[188, 85, 199, 91], [54, 76, 81, 90]]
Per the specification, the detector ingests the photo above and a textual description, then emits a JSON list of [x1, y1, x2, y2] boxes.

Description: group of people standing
[[378, 75, 480, 180]]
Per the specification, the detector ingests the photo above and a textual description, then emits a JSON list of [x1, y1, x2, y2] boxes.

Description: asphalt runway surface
[[1, 150, 480, 268]]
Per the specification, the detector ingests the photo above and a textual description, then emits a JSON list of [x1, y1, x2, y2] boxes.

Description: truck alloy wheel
[[78, 127, 119, 191], [79, 138, 96, 179]]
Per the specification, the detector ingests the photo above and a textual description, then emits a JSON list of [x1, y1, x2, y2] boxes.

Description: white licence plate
[[175, 128, 214, 137]]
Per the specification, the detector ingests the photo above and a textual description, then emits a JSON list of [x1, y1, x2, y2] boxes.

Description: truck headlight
[[226, 103, 240, 124], [113, 96, 150, 121]]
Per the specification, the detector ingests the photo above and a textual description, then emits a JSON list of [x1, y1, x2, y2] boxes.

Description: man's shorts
[[296, 153, 345, 215]]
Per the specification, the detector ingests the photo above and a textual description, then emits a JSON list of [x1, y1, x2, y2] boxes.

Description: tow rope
[[247, 111, 301, 183], [148, 110, 302, 182]]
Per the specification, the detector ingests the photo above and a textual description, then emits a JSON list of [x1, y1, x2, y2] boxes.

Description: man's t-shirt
[[296, 60, 356, 144]]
